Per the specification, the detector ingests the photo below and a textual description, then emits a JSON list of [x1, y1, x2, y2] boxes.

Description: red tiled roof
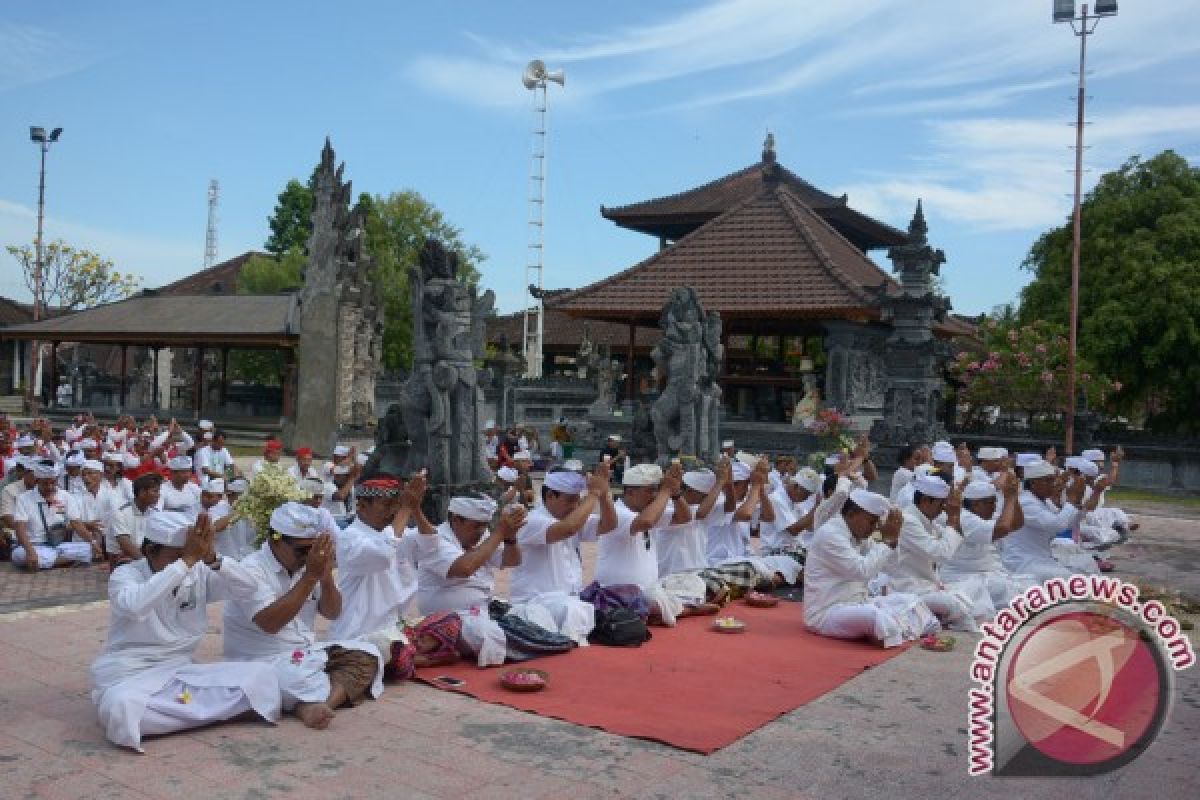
[[552, 181, 898, 324], [602, 161, 906, 251], [156, 251, 267, 296]]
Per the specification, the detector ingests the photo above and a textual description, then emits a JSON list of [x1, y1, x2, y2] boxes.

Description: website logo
[[968, 576, 1194, 776]]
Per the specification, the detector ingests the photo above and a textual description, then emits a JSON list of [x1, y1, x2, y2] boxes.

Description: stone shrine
[[285, 139, 383, 453], [870, 200, 953, 446]]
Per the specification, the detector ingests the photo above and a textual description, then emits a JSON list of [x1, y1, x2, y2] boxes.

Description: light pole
[[1053, 1, 1116, 455], [28, 126, 62, 413]]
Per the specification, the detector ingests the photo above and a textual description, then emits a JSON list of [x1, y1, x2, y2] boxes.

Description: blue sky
[[2, 0, 1198, 318]]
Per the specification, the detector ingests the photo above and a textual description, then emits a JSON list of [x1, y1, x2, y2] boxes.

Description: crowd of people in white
[[0, 412, 1135, 752]]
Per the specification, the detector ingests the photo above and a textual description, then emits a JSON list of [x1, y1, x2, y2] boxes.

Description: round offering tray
[[712, 617, 747, 634], [744, 591, 779, 608], [500, 668, 549, 692]]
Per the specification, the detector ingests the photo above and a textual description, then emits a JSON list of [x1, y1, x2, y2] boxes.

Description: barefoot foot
[[295, 702, 335, 730]]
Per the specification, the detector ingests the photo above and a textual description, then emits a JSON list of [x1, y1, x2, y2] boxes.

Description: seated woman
[[90, 511, 280, 752]]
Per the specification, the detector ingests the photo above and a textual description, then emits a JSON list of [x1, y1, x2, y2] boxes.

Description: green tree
[[361, 191, 484, 369], [264, 178, 315, 256], [5, 240, 140, 311], [1018, 151, 1200, 431]]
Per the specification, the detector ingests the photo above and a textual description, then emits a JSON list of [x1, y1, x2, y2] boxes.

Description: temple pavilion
[[528, 136, 973, 424]]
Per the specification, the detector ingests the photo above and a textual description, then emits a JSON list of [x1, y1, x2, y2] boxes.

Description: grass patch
[[1108, 487, 1200, 510]]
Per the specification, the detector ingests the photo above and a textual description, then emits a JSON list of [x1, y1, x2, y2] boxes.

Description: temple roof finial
[[908, 198, 928, 241], [762, 131, 776, 165]]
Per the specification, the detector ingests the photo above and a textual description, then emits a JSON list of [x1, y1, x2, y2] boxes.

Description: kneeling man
[[223, 502, 383, 730], [804, 489, 937, 648], [90, 512, 281, 751]]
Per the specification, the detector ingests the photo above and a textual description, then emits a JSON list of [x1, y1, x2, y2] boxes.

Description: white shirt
[[195, 445, 234, 480], [328, 518, 419, 641], [704, 493, 752, 565], [320, 482, 355, 522], [161, 480, 201, 516], [892, 504, 964, 594], [223, 542, 323, 660], [102, 476, 135, 506], [942, 510, 1004, 577], [106, 500, 156, 554], [1, 479, 33, 520], [803, 514, 896, 629], [595, 500, 672, 590], [416, 522, 505, 614], [1002, 491, 1081, 572], [90, 557, 256, 692], [511, 505, 598, 603], [759, 489, 802, 552], [71, 484, 118, 525], [889, 467, 914, 502], [287, 464, 320, 481], [654, 504, 720, 577], [14, 487, 78, 545]]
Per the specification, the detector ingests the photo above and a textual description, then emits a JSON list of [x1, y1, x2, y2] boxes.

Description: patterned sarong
[[697, 562, 762, 601], [324, 645, 380, 706]]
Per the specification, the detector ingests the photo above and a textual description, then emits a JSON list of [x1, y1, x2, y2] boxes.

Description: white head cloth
[[448, 494, 498, 522], [496, 466, 519, 483], [300, 477, 326, 496], [1015, 453, 1041, 468], [977, 446, 1008, 460], [270, 502, 324, 539], [143, 511, 192, 548], [792, 468, 820, 493], [198, 419, 214, 431], [168, 456, 192, 471], [544, 470, 586, 494], [730, 462, 752, 482], [122, 454, 141, 469], [849, 489, 890, 518], [735, 451, 761, 469], [332, 464, 352, 476], [1023, 460, 1057, 480], [333, 444, 350, 457], [914, 463, 936, 477], [65, 452, 86, 467], [202, 478, 225, 494], [562, 459, 585, 472], [1081, 449, 1106, 463], [228, 478, 248, 492], [102, 452, 124, 463], [33, 461, 60, 480], [82, 459, 104, 472], [963, 480, 998, 501], [682, 469, 716, 494], [16, 435, 35, 448], [1065, 456, 1099, 477], [513, 450, 533, 462], [623, 464, 664, 487], [721, 440, 734, 449], [80, 438, 98, 450], [823, 454, 841, 466], [912, 474, 950, 499], [931, 443, 956, 464]]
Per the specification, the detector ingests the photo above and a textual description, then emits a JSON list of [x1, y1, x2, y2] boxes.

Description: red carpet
[[417, 602, 907, 753]]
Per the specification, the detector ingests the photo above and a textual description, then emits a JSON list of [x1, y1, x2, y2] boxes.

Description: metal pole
[[29, 142, 47, 413], [1064, 4, 1090, 456]]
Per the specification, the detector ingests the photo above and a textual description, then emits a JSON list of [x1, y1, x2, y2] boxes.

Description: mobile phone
[[435, 676, 465, 687]]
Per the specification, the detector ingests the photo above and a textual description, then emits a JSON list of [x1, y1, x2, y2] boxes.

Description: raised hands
[[497, 504, 528, 541], [304, 533, 336, 581], [663, 462, 684, 496], [588, 459, 612, 498], [880, 508, 903, 545], [402, 471, 428, 509], [714, 457, 732, 488], [183, 513, 214, 567]]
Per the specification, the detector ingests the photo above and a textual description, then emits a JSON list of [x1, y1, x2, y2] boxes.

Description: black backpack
[[589, 607, 652, 647]]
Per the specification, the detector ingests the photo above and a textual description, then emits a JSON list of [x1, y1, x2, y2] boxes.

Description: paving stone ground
[[1, 507, 1196, 799]]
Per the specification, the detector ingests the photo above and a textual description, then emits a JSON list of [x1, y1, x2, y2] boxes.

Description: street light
[[28, 125, 63, 412], [1053, 2, 1115, 456]]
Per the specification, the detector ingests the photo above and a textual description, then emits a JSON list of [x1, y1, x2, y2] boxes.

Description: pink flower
[[1041, 371, 1054, 383], [967, 362, 981, 371], [1035, 343, 1047, 354], [291, 649, 305, 664], [1113, 381, 1123, 391]]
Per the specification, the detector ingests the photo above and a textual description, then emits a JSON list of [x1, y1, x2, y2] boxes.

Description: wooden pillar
[[49, 342, 59, 408], [282, 347, 297, 422], [626, 321, 637, 404], [193, 346, 205, 417], [119, 344, 128, 409], [219, 347, 229, 409], [151, 347, 160, 410]]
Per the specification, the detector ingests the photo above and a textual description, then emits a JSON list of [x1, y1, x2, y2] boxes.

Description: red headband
[[296, 447, 313, 457]]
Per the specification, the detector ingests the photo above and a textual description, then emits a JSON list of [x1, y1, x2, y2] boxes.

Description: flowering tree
[[950, 318, 1118, 426], [5, 240, 140, 312]]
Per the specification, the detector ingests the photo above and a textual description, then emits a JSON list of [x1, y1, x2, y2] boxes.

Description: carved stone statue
[[649, 288, 723, 465], [394, 239, 495, 493]]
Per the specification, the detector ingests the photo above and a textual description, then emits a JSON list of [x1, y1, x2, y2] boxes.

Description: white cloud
[[836, 104, 1200, 232], [0, 22, 97, 93]]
